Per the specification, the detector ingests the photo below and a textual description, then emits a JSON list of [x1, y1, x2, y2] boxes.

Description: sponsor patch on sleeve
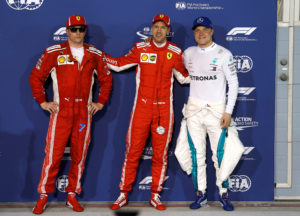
[[35, 54, 44, 70]]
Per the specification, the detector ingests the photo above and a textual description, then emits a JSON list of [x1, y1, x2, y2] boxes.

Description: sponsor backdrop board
[[0, 0, 276, 201]]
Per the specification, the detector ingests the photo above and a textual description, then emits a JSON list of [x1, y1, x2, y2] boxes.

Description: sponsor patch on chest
[[140, 53, 157, 63], [209, 64, 218, 72], [57, 55, 74, 65]]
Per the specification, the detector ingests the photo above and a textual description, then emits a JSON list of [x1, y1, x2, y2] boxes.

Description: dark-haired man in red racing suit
[[29, 15, 112, 214], [106, 14, 190, 211]]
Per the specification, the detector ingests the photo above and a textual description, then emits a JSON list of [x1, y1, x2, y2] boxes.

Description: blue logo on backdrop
[[241, 146, 255, 161], [6, 0, 44, 10], [175, 1, 223, 10], [175, 2, 187, 10], [141, 147, 174, 160], [237, 87, 256, 101], [226, 27, 257, 41], [229, 175, 252, 192], [234, 55, 253, 73], [139, 176, 170, 190], [53, 27, 67, 42], [56, 175, 69, 192], [234, 116, 259, 131]]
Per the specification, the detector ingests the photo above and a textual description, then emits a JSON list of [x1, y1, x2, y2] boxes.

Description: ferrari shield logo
[[167, 52, 172, 60]]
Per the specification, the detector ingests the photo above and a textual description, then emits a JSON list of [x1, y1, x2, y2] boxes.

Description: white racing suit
[[175, 97, 244, 195]]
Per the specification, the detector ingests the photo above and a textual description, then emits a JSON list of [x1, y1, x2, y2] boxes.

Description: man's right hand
[[40, 102, 58, 113]]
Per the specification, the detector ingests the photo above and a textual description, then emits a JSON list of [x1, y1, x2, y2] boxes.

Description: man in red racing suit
[[29, 15, 112, 214], [106, 14, 190, 210]]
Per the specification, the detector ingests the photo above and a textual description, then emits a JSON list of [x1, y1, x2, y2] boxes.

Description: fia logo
[[6, 0, 44, 11], [175, 2, 187, 10], [233, 55, 253, 73], [56, 175, 69, 192], [229, 175, 251, 192]]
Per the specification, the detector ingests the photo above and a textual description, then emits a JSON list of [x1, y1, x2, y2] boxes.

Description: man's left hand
[[88, 102, 104, 115], [220, 113, 231, 129]]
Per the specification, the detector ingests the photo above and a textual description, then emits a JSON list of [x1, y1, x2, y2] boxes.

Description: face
[[151, 21, 170, 45], [193, 25, 214, 48], [66, 25, 86, 46]]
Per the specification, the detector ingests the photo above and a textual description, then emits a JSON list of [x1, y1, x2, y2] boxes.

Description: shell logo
[[160, 14, 164, 18], [58, 56, 66, 63], [76, 16, 81, 21], [142, 54, 148, 61]]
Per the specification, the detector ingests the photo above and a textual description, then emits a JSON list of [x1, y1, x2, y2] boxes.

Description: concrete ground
[[0, 201, 300, 216]]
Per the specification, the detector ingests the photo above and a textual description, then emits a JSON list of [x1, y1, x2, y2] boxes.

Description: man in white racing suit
[[183, 16, 239, 211]]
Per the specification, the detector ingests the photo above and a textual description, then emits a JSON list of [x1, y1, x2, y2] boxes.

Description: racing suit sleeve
[[29, 50, 54, 104], [223, 52, 239, 114], [104, 45, 139, 72], [173, 51, 190, 84], [96, 53, 113, 105]]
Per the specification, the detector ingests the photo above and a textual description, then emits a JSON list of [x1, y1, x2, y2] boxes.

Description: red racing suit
[[106, 40, 189, 193], [29, 42, 112, 194]]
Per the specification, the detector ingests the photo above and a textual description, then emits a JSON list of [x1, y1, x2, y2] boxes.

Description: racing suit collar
[[64, 41, 92, 66], [150, 39, 168, 51], [197, 42, 216, 53]]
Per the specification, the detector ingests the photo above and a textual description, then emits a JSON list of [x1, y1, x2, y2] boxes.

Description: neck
[[68, 39, 83, 48], [198, 41, 213, 49], [153, 40, 167, 47]]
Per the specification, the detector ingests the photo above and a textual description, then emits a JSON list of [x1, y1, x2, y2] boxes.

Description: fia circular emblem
[[156, 126, 165, 135], [56, 175, 69, 192], [6, 0, 44, 11]]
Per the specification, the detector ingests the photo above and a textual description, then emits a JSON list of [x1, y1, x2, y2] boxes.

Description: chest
[[55, 54, 96, 75], [139, 50, 175, 76], [186, 52, 223, 75]]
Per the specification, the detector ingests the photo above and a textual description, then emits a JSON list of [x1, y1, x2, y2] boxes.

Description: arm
[[173, 51, 190, 84], [104, 45, 139, 72], [96, 53, 113, 105], [220, 52, 239, 128], [29, 50, 58, 113], [88, 53, 113, 115]]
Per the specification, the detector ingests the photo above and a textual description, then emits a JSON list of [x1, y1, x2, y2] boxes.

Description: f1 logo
[[227, 27, 257, 36], [238, 87, 256, 95]]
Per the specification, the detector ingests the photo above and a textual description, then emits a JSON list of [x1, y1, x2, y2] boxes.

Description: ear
[[66, 28, 70, 37], [167, 27, 170, 34]]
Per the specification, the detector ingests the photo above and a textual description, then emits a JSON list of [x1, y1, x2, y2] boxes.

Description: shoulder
[[215, 43, 233, 57], [183, 46, 197, 56], [134, 41, 151, 49], [45, 43, 66, 54], [167, 42, 182, 55], [85, 44, 104, 57]]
